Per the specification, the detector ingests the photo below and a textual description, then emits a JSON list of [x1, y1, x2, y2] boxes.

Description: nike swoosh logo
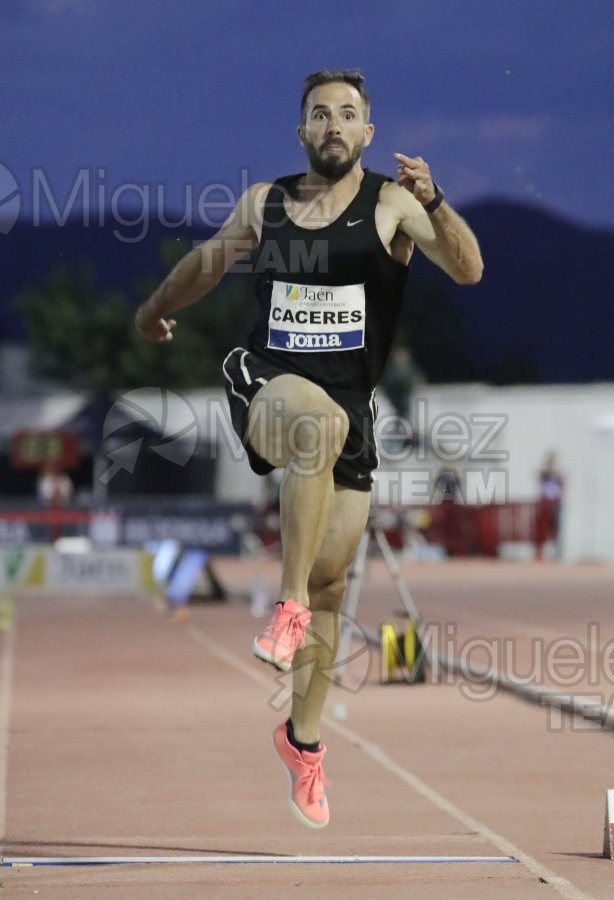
[[346, 219, 364, 227]]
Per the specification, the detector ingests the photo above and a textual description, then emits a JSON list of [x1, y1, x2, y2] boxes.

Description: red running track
[[1, 560, 614, 899]]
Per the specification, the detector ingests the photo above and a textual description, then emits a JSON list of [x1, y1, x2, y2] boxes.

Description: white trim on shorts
[[239, 350, 252, 386], [222, 347, 250, 406], [369, 388, 380, 470], [222, 347, 269, 406]]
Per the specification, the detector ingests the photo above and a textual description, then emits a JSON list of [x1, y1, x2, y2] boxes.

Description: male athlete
[[136, 70, 483, 829]]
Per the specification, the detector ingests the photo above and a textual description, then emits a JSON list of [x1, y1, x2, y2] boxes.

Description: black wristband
[[423, 183, 445, 214]]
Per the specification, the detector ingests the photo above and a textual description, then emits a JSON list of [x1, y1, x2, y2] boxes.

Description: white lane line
[[185, 623, 594, 900], [185, 624, 272, 687], [0, 621, 16, 846], [324, 719, 592, 900]]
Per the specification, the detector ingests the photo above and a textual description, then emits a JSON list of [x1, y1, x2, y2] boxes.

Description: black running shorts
[[222, 347, 379, 492]]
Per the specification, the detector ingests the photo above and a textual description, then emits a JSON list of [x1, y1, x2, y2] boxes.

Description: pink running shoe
[[273, 722, 330, 828], [252, 600, 311, 672]]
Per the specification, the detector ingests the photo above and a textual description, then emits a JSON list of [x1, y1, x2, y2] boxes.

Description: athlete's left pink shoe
[[272, 722, 330, 828], [252, 599, 311, 672]]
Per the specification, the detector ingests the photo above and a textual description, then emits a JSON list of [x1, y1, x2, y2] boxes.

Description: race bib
[[267, 280, 366, 352]]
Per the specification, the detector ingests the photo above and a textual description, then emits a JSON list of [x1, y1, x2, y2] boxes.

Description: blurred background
[[1, 0, 613, 586]]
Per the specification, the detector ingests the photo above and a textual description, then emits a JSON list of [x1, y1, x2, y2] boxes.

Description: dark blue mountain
[[1, 201, 613, 384], [408, 199, 614, 383]]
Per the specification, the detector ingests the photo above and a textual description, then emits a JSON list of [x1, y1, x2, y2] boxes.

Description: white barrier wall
[[402, 384, 614, 563], [2, 385, 611, 563], [195, 385, 614, 563]]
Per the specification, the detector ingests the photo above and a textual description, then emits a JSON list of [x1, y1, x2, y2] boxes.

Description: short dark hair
[[300, 69, 370, 123]]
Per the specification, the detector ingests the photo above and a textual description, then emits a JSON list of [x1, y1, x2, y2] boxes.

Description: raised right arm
[[135, 181, 269, 342]]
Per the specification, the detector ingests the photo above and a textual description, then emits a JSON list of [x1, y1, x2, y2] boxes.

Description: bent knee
[[246, 376, 349, 469], [308, 572, 347, 612], [290, 402, 349, 462]]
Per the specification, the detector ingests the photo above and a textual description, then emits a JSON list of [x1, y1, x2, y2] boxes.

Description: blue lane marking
[[2, 855, 519, 867]]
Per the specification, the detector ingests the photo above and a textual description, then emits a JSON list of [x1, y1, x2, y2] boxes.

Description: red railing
[[381, 501, 545, 556], [0, 501, 554, 557]]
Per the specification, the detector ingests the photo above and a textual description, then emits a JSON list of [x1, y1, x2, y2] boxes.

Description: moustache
[[321, 139, 348, 151]]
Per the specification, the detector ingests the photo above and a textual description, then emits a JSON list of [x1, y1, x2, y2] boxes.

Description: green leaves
[[15, 241, 254, 392]]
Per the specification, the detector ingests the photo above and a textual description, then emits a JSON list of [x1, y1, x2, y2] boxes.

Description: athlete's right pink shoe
[[273, 722, 330, 828], [252, 599, 311, 672]]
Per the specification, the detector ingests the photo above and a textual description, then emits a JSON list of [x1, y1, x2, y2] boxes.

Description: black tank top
[[248, 169, 409, 397]]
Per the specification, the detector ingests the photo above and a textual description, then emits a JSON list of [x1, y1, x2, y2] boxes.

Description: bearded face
[[300, 82, 373, 182], [304, 135, 365, 181]]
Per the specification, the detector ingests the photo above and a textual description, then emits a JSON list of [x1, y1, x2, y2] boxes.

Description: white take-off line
[[184, 622, 594, 900], [0, 620, 16, 846], [1, 854, 518, 867]]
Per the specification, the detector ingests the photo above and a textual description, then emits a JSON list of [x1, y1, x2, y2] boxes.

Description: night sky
[[2, 0, 613, 230]]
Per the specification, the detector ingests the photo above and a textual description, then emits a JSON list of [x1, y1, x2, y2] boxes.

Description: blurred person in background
[[37, 463, 74, 508], [37, 463, 74, 542], [536, 450, 564, 559], [380, 344, 421, 453]]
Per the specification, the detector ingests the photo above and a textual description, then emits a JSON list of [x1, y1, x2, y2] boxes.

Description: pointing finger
[[394, 152, 419, 166]]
